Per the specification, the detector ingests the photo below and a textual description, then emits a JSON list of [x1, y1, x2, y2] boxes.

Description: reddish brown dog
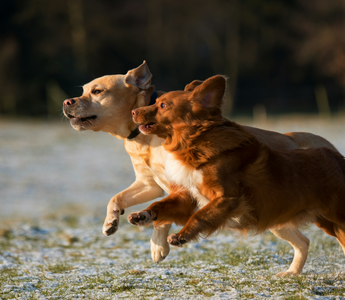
[[62, 62, 336, 265], [128, 75, 345, 276]]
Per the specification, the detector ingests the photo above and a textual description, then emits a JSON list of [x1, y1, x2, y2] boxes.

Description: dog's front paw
[[128, 211, 156, 226], [150, 224, 171, 263], [167, 233, 187, 248], [103, 208, 124, 236], [151, 239, 170, 263], [274, 271, 300, 278]]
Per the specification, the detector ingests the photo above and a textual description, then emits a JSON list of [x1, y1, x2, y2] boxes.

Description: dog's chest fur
[[165, 152, 250, 229], [165, 153, 210, 208]]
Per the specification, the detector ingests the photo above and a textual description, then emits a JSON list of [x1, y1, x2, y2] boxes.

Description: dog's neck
[[164, 119, 259, 169], [127, 90, 158, 140]]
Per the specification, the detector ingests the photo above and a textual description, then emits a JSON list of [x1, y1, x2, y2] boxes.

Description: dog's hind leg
[[315, 216, 345, 254], [333, 224, 345, 254], [270, 227, 309, 277], [314, 216, 336, 237]]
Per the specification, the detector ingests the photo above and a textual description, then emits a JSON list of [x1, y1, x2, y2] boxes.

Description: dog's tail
[[284, 132, 338, 151]]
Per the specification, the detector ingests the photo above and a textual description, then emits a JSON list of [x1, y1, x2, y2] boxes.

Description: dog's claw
[[167, 233, 187, 247]]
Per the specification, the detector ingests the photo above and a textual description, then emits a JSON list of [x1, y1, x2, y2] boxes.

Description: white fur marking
[[165, 153, 210, 209], [165, 153, 243, 228]]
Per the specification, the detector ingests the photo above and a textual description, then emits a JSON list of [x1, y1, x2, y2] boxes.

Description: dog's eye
[[160, 103, 167, 109], [92, 89, 102, 95]]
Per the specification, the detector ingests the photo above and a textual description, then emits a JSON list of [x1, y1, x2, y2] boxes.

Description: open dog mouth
[[67, 114, 97, 122], [138, 123, 157, 133]]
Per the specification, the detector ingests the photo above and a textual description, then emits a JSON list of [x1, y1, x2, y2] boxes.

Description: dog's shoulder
[[124, 134, 167, 171], [198, 120, 262, 156]]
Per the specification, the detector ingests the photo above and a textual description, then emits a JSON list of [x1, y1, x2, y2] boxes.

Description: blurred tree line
[[1, 0, 345, 117]]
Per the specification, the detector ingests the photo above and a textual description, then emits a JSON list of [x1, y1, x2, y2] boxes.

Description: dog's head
[[132, 75, 227, 139], [62, 61, 154, 139]]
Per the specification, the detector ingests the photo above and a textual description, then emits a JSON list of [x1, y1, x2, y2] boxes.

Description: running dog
[[129, 75, 344, 276], [62, 62, 337, 269]]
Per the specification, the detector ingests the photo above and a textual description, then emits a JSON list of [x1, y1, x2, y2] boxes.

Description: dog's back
[[238, 138, 345, 232]]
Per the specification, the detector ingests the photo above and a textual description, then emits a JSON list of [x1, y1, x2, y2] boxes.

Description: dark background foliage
[[1, 0, 345, 117]]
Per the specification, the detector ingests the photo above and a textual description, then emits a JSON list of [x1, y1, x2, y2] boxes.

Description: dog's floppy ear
[[184, 80, 204, 91], [125, 60, 153, 90], [189, 75, 227, 111]]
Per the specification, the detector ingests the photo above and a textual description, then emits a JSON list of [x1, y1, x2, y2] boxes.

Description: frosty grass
[[1, 116, 345, 299]]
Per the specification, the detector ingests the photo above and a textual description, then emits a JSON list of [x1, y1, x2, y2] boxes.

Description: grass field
[[1, 115, 345, 299]]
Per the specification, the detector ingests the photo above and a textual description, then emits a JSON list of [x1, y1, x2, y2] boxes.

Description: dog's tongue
[[141, 123, 154, 129], [139, 123, 155, 132], [139, 124, 150, 131]]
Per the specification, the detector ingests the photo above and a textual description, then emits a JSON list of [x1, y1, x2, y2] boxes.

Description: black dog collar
[[127, 90, 158, 140]]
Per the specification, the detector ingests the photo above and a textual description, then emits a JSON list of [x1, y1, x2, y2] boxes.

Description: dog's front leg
[[103, 178, 165, 236], [151, 223, 171, 263], [128, 191, 196, 261], [128, 190, 196, 227], [168, 196, 246, 247]]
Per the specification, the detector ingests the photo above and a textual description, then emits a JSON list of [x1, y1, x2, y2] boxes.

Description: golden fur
[[62, 62, 337, 273]]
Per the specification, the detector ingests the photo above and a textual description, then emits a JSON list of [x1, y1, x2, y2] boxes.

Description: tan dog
[[129, 75, 345, 276], [62, 62, 337, 271]]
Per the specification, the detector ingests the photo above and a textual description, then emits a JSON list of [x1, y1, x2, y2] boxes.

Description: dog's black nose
[[132, 109, 139, 116], [63, 99, 76, 106]]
